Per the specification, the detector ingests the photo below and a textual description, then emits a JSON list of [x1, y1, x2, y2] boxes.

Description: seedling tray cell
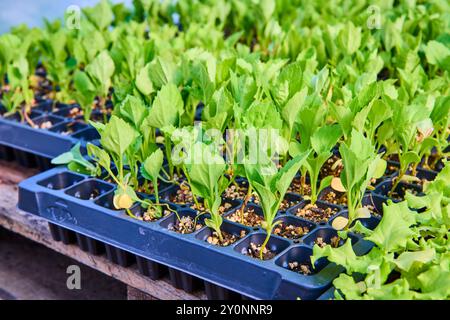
[[0, 100, 100, 170]]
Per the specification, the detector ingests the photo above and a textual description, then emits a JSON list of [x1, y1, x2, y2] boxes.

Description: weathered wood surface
[[0, 160, 206, 300]]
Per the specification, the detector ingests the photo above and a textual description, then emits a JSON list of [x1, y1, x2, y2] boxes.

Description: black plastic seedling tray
[[18, 167, 378, 300], [0, 101, 100, 170]]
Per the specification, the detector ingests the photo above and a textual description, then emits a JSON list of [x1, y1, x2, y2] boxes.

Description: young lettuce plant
[[39, 28, 74, 103], [311, 166, 450, 300], [183, 142, 229, 243], [73, 50, 115, 122], [87, 115, 145, 212], [334, 129, 386, 230], [290, 124, 342, 204], [140, 148, 169, 220], [378, 97, 434, 194], [427, 96, 449, 170], [288, 93, 328, 196], [3, 57, 35, 124], [145, 83, 185, 180], [244, 151, 310, 259]]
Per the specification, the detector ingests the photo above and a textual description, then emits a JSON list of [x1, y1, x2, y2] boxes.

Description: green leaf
[[135, 63, 154, 96], [141, 149, 164, 183], [394, 249, 436, 272], [311, 239, 370, 274], [424, 40, 450, 68], [417, 255, 450, 299], [73, 70, 96, 96], [85, 50, 115, 97], [116, 95, 148, 129], [311, 124, 342, 154], [100, 115, 140, 157], [148, 56, 176, 88], [245, 101, 283, 129], [281, 87, 308, 132], [185, 143, 226, 201], [338, 22, 362, 55], [275, 150, 310, 198], [366, 201, 417, 252], [87, 143, 111, 173], [332, 274, 365, 300], [146, 83, 183, 128], [83, 0, 113, 30]]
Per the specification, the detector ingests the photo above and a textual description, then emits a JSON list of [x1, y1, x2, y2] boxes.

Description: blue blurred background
[[0, 0, 132, 33]]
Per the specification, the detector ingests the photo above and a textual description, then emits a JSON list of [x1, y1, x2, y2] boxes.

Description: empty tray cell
[[272, 215, 316, 241], [160, 209, 205, 234], [65, 179, 114, 200], [49, 121, 88, 136], [94, 190, 116, 210], [275, 246, 327, 276], [234, 233, 290, 261], [302, 227, 358, 248], [38, 172, 85, 190], [196, 220, 250, 246], [30, 115, 65, 130]]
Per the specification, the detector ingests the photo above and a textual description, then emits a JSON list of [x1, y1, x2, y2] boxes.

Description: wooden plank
[[127, 286, 157, 300], [0, 160, 206, 300]]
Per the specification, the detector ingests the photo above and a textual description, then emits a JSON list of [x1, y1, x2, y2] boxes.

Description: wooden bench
[[0, 160, 206, 300]]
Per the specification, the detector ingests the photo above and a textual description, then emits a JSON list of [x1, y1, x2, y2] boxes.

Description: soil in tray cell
[[169, 184, 195, 204], [314, 236, 341, 248], [189, 201, 236, 215], [135, 207, 172, 222], [287, 177, 312, 196], [319, 188, 348, 206], [287, 261, 314, 275], [275, 246, 324, 276], [206, 230, 247, 246], [294, 203, 338, 224], [246, 242, 277, 260], [272, 222, 310, 241], [279, 195, 302, 211], [168, 216, 203, 234], [226, 206, 263, 227], [319, 154, 343, 179], [222, 182, 249, 201]]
